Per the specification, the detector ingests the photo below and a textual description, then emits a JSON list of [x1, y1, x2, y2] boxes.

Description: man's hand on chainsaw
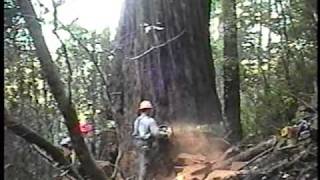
[[158, 125, 173, 138]]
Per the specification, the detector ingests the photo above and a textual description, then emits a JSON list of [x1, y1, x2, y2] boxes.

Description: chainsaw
[[280, 119, 311, 141], [158, 124, 173, 138], [277, 119, 311, 148]]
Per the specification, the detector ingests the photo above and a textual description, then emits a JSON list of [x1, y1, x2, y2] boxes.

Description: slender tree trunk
[[275, 0, 292, 91], [222, 0, 242, 143], [267, 0, 272, 72], [113, 0, 225, 178], [257, 0, 269, 95], [303, 0, 318, 29], [16, 0, 107, 179]]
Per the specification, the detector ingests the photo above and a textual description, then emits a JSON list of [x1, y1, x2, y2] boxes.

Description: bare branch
[[238, 146, 274, 170], [127, 29, 186, 60], [4, 106, 83, 180], [111, 148, 124, 179], [61, 23, 129, 180], [30, 144, 79, 180], [69, 18, 79, 26], [285, 91, 317, 113], [51, 0, 73, 103], [60, 23, 114, 112], [61, 23, 126, 179], [5, 164, 13, 170]]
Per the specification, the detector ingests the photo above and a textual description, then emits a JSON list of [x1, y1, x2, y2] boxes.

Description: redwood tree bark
[[113, 0, 225, 178]]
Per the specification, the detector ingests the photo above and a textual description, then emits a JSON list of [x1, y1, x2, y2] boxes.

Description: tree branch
[[127, 29, 186, 60], [111, 147, 124, 179], [61, 23, 126, 179], [285, 91, 317, 113], [16, 0, 107, 179], [60, 23, 113, 105], [4, 107, 83, 180], [51, 0, 73, 103], [30, 144, 78, 180]]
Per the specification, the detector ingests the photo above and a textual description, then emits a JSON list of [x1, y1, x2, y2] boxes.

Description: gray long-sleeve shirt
[[132, 113, 159, 140]]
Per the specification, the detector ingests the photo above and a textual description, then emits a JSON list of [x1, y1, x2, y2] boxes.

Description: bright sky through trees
[[36, 0, 124, 54]]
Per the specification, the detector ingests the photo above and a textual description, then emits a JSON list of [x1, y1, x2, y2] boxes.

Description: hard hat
[[79, 122, 93, 134], [138, 100, 153, 110], [280, 127, 289, 137], [72, 122, 94, 135], [60, 137, 71, 146]]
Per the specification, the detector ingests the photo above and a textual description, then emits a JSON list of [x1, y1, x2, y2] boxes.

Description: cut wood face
[[177, 164, 209, 180], [205, 170, 239, 179]]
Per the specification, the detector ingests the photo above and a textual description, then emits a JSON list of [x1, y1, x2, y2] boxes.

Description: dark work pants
[[135, 139, 155, 180], [138, 147, 151, 180]]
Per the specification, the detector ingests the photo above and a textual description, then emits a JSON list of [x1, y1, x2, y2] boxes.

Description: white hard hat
[[59, 137, 71, 146], [138, 100, 153, 110]]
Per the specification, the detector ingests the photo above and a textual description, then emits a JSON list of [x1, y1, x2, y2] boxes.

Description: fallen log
[[229, 138, 276, 162], [230, 161, 248, 171], [215, 137, 277, 168], [240, 143, 314, 180], [198, 137, 277, 178], [265, 144, 311, 175], [232, 145, 274, 171]]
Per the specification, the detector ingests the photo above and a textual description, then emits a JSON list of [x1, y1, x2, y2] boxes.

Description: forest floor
[[169, 132, 317, 180], [103, 110, 318, 180], [166, 114, 318, 180]]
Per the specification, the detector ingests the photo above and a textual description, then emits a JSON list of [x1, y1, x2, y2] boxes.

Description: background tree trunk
[[113, 0, 226, 178], [222, 0, 242, 143]]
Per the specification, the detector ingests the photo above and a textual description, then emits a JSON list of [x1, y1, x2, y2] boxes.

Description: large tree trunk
[[113, 0, 225, 178], [222, 0, 242, 143]]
